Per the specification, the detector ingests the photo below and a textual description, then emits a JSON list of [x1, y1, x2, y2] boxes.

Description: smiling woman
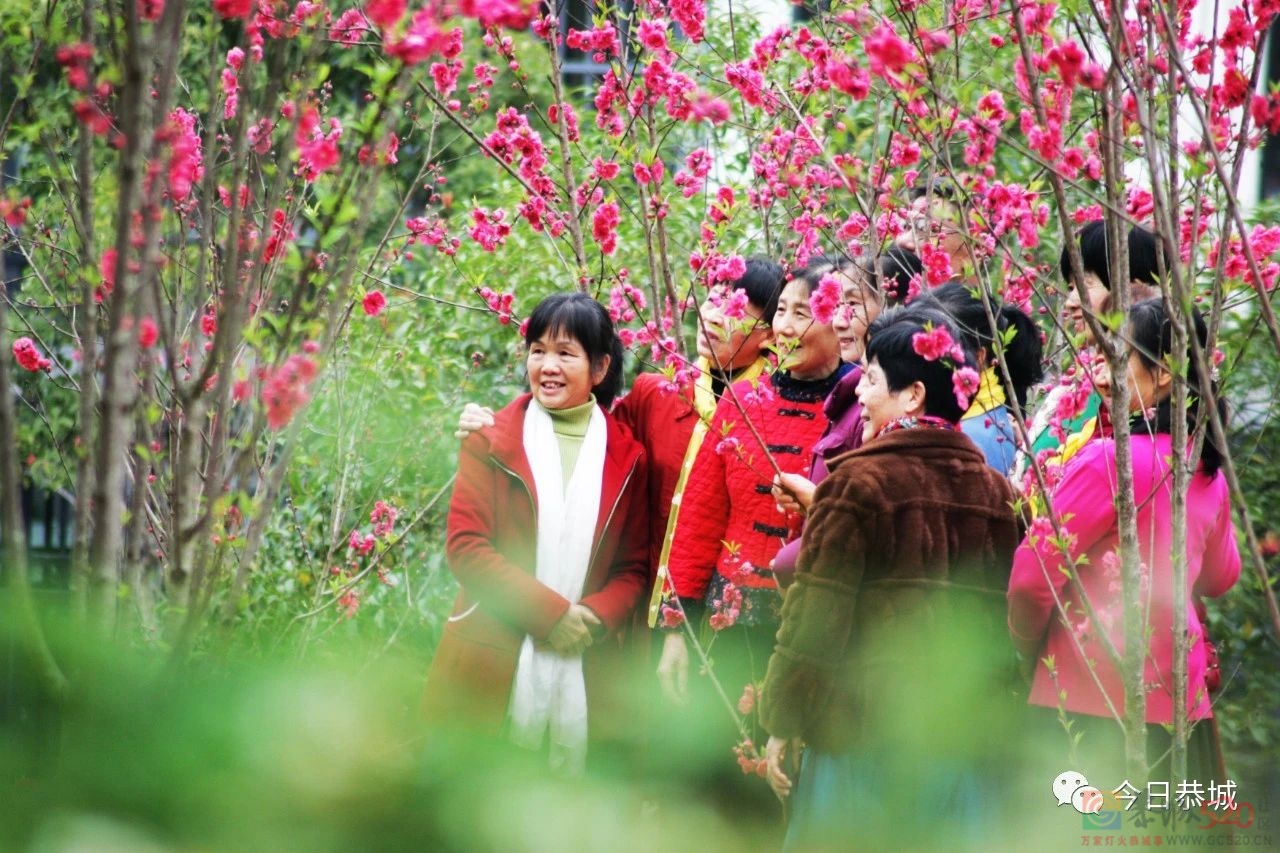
[[422, 293, 649, 775], [654, 257, 851, 827], [526, 333, 607, 410], [1008, 299, 1239, 788], [759, 305, 1020, 847]]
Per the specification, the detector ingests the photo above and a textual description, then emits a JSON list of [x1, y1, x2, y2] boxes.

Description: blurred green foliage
[[2, 0, 1278, 845]]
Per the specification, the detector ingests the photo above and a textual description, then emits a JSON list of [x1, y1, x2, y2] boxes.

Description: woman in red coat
[[422, 293, 650, 775], [655, 260, 851, 701]]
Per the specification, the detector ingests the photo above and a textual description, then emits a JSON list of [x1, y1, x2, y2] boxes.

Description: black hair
[[781, 250, 919, 317], [786, 254, 840, 295], [523, 292, 624, 407], [864, 305, 976, 424], [1127, 298, 1226, 476], [732, 255, 785, 322], [908, 176, 959, 202], [876, 247, 924, 306], [1060, 220, 1170, 292], [926, 282, 1045, 410]]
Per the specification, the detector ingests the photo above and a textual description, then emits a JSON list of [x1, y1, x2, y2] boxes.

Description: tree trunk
[[0, 277, 68, 702]]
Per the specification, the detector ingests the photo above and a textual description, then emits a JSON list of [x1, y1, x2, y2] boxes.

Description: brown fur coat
[[759, 426, 1020, 754]]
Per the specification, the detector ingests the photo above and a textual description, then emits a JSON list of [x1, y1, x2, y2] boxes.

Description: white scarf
[[507, 398, 607, 774]]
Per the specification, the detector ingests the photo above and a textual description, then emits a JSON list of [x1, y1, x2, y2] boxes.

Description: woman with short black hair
[[760, 305, 1021, 847]]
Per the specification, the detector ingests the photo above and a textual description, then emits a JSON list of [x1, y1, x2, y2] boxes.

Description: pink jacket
[[1007, 433, 1240, 723]]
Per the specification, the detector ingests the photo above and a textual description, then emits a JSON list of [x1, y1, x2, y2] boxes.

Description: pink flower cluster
[[809, 273, 841, 325], [1209, 224, 1280, 291], [163, 108, 203, 206], [741, 381, 775, 408], [262, 208, 295, 264], [329, 8, 369, 46], [261, 354, 318, 429], [338, 588, 361, 619], [213, 0, 252, 19], [952, 366, 980, 411], [350, 530, 377, 556], [222, 48, 244, 120], [919, 244, 954, 287], [362, 291, 387, 317], [357, 132, 400, 167], [384, 11, 463, 65], [592, 201, 621, 255], [55, 41, 95, 92], [607, 279, 647, 323], [1045, 372, 1093, 443], [733, 738, 768, 777], [484, 108, 558, 231], [708, 582, 742, 630], [710, 285, 749, 321], [669, 0, 705, 43], [865, 22, 916, 80], [457, 0, 537, 30], [370, 500, 398, 537], [294, 105, 342, 182], [911, 324, 964, 363], [201, 305, 218, 338], [468, 207, 511, 251], [701, 253, 747, 286], [707, 186, 735, 225], [0, 196, 31, 229], [565, 23, 621, 60], [138, 317, 159, 350], [478, 286, 515, 325], [13, 338, 52, 373], [405, 215, 458, 255]]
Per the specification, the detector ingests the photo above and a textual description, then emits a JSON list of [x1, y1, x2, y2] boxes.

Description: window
[[1262, 17, 1280, 200], [553, 0, 635, 92]]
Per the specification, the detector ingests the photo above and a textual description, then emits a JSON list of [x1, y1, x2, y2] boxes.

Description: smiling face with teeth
[[526, 331, 610, 410]]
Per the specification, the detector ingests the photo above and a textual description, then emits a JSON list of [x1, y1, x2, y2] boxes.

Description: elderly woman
[[759, 306, 1021, 847]]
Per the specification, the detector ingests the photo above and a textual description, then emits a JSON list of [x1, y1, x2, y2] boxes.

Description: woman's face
[[773, 278, 841, 380], [526, 331, 608, 410], [894, 197, 969, 278], [1090, 350, 1172, 414], [832, 270, 882, 364], [696, 285, 771, 371], [1062, 272, 1111, 341], [855, 358, 920, 442]]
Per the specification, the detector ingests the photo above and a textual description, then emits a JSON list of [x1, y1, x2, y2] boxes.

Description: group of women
[[421, 215, 1241, 846]]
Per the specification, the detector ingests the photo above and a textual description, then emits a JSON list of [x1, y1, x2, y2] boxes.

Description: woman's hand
[[547, 604, 600, 655], [656, 631, 690, 705], [765, 735, 802, 800], [772, 472, 817, 515], [454, 403, 496, 439]]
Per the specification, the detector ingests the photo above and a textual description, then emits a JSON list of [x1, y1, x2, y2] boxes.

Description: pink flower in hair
[[911, 324, 957, 362], [809, 273, 841, 325], [952, 366, 980, 411]]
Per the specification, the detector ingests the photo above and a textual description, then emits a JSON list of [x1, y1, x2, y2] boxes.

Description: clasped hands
[[544, 603, 603, 656]]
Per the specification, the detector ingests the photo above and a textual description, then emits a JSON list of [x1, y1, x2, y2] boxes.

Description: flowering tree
[[3, 0, 1280, 788]]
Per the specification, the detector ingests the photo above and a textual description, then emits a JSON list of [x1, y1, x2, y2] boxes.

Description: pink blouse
[[1007, 433, 1240, 723]]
